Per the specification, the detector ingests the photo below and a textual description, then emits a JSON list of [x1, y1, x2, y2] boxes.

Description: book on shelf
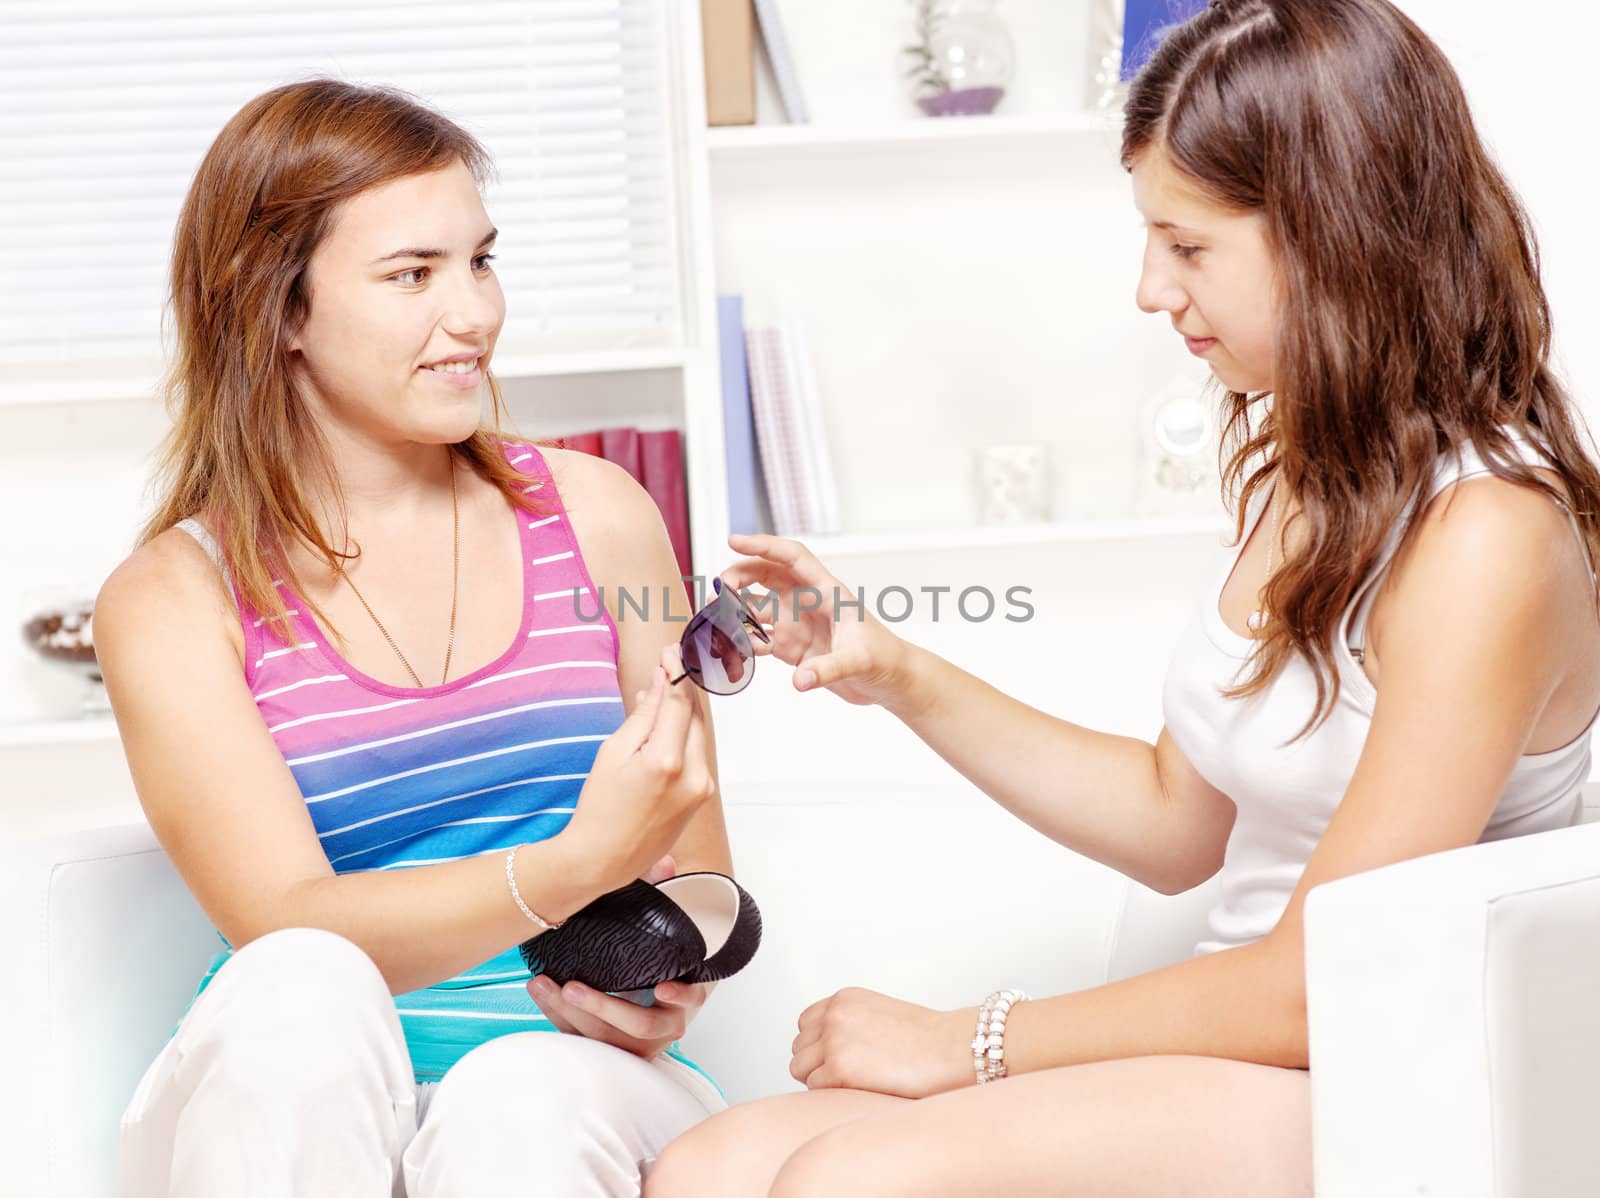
[[781, 322, 840, 533], [639, 429, 694, 591], [751, 0, 808, 123], [557, 427, 693, 597], [701, 0, 755, 126], [561, 430, 602, 457], [1122, 0, 1209, 81], [599, 426, 643, 484], [717, 295, 760, 535], [744, 320, 839, 537]]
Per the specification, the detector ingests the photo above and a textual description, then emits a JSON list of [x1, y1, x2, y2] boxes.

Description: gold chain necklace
[[336, 455, 460, 687]]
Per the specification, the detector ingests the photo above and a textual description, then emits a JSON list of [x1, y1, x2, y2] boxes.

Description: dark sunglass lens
[[680, 609, 755, 695], [713, 578, 770, 643]]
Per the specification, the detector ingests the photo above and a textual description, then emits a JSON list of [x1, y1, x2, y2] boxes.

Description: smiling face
[[1131, 147, 1279, 394], [287, 160, 506, 446]]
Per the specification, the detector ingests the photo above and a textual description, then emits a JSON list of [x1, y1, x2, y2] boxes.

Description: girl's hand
[[788, 987, 975, 1098], [558, 644, 717, 893], [526, 854, 712, 1059], [527, 974, 712, 1060], [720, 533, 914, 708]]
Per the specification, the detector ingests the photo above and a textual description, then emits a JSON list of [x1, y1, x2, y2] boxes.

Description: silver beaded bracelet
[[972, 988, 1030, 1085], [504, 844, 564, 932]]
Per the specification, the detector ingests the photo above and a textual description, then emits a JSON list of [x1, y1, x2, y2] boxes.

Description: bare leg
[[643, 1088, 909, 1198], [765, 1055, 1312, 1198]]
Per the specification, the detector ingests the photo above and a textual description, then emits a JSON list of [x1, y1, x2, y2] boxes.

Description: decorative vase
[[21, 600, 111, 717], [1134, 371, 1222, 517], [904, 0, 1015, 118], [975, 444, 1053, 524]]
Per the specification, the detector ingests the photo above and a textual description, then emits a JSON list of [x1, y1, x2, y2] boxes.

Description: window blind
[[0, 0, 684, 376]]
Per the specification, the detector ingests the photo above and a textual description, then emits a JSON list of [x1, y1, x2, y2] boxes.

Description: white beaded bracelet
[[504, 844, 564, 932], [971, 988, 1030, 1084]]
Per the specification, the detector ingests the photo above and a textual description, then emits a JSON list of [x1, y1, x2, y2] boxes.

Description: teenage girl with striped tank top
[[646, 2, 1600, 1196], [94, 80, 730, 1195]]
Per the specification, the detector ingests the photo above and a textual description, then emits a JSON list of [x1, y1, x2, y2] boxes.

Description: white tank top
[[1163, 428, 1598, 956]]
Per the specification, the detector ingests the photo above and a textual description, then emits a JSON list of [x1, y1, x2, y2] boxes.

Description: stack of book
[[556, 427, 692, 592], [717, 294, 840, 538], [700, 0, 808, 125]]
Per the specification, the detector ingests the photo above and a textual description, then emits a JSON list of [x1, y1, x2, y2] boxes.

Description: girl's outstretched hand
[[720, 533, 914, 709]]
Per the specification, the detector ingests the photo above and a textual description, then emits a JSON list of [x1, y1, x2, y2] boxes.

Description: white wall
[[706, 0, 1600, 795], [1392, 1, 1600, 434], [5, 0, 1597, 783], [2, 398, 172, 726]]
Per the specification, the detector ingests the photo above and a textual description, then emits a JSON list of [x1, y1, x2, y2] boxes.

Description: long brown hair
[[1122, 0, 1600, 741], [137, 78, 548, 646]]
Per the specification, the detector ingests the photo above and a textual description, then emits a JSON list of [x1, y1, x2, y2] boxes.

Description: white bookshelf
[[489, 346, 694, 380], [706, 109, 1123, 159], [0, 361, 167, 407], [0, 717, 120, 748], [0, 347, 701, 409], [0, 0, 1197, 734], [802, 515, 1231, 559]]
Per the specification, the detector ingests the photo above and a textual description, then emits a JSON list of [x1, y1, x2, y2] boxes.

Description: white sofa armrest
[[1303, 818, 1600, 1198], [0, 822, 218, 1198]]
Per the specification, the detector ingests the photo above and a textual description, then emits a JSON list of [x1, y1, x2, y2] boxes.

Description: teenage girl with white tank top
[[646, 2, 1600, 1195]]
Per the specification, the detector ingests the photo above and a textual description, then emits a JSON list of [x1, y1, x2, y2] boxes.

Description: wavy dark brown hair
[[1122, 0, 1600, 741], [136, 78, 549, 646]]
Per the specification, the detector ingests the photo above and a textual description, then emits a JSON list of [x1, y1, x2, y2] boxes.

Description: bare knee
[[768, 1119, 928, 1198], [646, 1100, 821, 1198], [767, 1131, 862, 1198], [648, 1090, 908, 1198], [643, 1114, 740, 1198]]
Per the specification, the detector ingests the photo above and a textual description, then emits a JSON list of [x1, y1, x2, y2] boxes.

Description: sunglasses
[[669, 578, 771, 695]]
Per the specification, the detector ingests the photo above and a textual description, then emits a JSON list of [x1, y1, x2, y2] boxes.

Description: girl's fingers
[[794, 995, 829, 1029], [683, 689, 710, 749], [645, 644, 694, 753], [724, 536, 833, 586], [611, 667, 666, 754], [527, 980, 582, 1035], [559, 981, 676, 1041], [726, 533, 808, 564], [547, 998, 632, 1050], [790, 1022, 821, 1058], [790, 1039, 825, 1086], [804, 1062, 834, 1091], [651, 980, 700, 1007], [793, 651, 849, 692], [717, 560, 789, 595]]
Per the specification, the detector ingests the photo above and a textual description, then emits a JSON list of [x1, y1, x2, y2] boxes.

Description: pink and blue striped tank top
[[173, 441, 715, 1088]]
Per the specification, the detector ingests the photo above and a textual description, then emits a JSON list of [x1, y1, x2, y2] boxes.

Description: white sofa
[[3, 788, 1597, 1198]]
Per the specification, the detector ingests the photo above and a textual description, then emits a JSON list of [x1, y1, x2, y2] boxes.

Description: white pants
[[117, 927, 726, 1197]]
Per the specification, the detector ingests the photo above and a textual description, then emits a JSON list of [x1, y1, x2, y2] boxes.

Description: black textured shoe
[[664, 873, 763, 984], [519, 872, 762, 993]]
